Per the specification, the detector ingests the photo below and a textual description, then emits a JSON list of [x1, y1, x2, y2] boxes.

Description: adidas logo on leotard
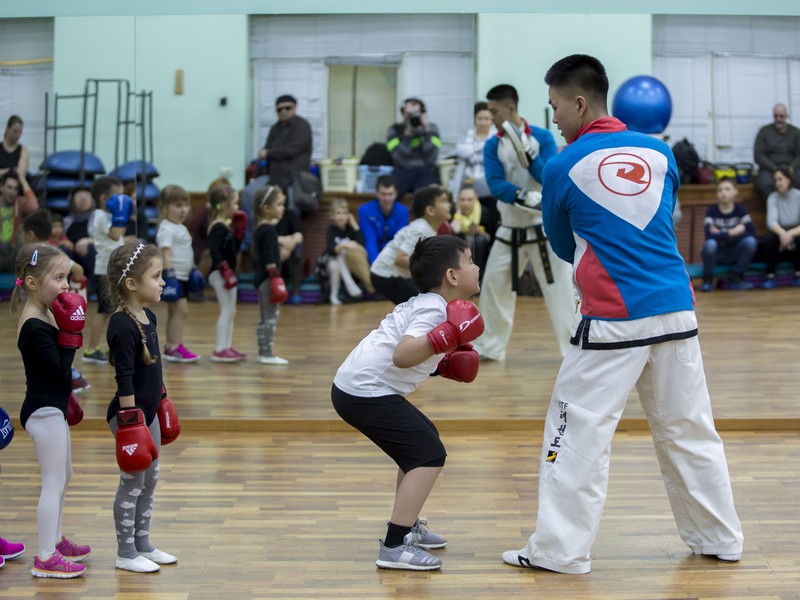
[[70, 305, 86, 321], [122, 443, 139, 456]]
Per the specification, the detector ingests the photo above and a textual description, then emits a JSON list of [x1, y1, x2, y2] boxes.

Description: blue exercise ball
[[612, 75, 672, 134]]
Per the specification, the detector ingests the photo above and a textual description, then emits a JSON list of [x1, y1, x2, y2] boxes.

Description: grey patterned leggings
[[109, 415, 162, 559], [257, 280, 280, 357]]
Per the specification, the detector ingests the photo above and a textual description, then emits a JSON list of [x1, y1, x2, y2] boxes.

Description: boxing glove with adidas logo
[[115, 408, 158, 472], [51, 292, 86, 349]]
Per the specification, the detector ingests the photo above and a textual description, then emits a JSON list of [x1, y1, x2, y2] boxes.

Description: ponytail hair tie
[[15, 277, 23, 287]]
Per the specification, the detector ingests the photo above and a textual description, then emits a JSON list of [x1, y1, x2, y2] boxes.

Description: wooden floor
[[0, 430, 799, 599], [1, 287, 800, 598], [2, 287, 799, 429]]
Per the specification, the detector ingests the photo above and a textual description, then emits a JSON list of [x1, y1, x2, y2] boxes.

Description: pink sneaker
[[31, 551, 86, 578], [0, 537, 25, 559], [0, 555, 4, 569], [229, 347, 247, 359], [71, 368, 90, 394], [210, 348, 242, 363], [55, 536, 91, 562], [164, 344, 201, 363]]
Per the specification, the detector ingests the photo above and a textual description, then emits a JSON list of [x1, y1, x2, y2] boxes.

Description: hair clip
[[30, 249, 38, 267], [15, 277, 23, 287], [117, 243, 145, 284]]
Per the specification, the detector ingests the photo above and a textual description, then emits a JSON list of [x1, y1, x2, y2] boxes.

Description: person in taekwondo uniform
[[501, 54, 744, 575]]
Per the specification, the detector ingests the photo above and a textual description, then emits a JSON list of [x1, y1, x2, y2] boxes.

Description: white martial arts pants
[[474, 225, 577, 359], [523, 335, 744, 573]]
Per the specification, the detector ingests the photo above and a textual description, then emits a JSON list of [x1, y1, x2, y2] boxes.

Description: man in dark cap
[[258, 94, 313, 192]]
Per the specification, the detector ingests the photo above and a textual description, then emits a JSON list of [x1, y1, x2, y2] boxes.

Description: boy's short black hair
[[376, 174, 396, 190], [22, 209, 53, 242], [411, 184, 446, 219], [486, 84, 519, 105], [717, 176, 737, 187], [410, 235, 470, 292], [90, 176, 124, 202], [544, 54, 609, 103]]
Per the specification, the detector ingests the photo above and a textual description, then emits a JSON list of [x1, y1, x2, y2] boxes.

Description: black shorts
[[95, 275, 115, 314], [370, 273, 418, 305], [331, 384, 446, 473]]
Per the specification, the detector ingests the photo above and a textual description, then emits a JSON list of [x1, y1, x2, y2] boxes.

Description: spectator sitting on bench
[[357, 174, 409, 264], [700, 177, 758, 292], [761, 166, 800, 289]]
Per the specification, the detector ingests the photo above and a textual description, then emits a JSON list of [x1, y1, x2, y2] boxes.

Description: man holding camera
[[386, 98, 442, 197]]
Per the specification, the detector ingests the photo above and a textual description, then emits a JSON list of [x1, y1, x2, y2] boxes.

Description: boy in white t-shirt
[[332, 235, 484, 571], [369, 184, 452, 304]]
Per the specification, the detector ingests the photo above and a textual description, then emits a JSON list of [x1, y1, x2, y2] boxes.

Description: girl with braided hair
[[105, 242, 177, 573]]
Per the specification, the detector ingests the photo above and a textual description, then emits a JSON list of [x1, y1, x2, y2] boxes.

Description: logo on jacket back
[[599, 153, 651, 194], [569, 146, 667, 231]]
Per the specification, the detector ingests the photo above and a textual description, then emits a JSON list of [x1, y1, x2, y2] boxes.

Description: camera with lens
[[409, 113, 422, 128]]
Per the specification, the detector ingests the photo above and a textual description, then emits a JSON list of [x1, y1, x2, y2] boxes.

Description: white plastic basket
[[357, 165, 394, 193], [320, 158, 358, 193]]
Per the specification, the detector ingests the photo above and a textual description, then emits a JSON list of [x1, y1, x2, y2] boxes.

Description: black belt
[[497, 225, 554, 291]]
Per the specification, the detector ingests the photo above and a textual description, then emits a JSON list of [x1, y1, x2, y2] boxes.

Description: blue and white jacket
[[542, 117, 695, 324]]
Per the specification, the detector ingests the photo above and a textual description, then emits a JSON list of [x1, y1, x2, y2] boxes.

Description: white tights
[[328, 253, 362, 304], [208, 270, 238, 351], [25, 407, 72, 559]]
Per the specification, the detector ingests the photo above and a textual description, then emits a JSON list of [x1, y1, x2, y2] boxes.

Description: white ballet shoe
[[138, 549, 177, 565], [115, 554, 160, 572]]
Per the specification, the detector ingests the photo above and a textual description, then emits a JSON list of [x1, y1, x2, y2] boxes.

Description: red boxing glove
[[267, 266, 288, 304], [232, 210, 248, 242], [158, 385, 181, 445], [66, 392, 83, 426], [436, 344, 480, 383], [216, 261, 238, 289], [51, 292, 87, 349], [115, 408, 159, 472], [427, 300, 484, 354]]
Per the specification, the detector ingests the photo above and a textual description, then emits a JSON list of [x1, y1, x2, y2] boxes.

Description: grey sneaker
[[376, 540, 442, 571], [404, 519, 447, 549], [82, 347, 109, 364]]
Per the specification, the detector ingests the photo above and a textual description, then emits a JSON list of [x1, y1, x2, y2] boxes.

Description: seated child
[[450, 181, 491, 279], [325, 198, 375, 304], [700, 177, 757, 291], [63, 186, 96, 279], [48, 212, 74, 255]]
